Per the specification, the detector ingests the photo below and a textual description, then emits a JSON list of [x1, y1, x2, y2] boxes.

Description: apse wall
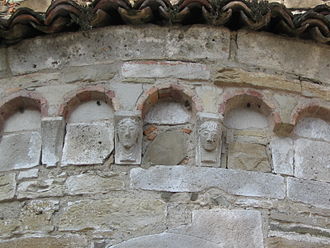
[[0, 25, 329, 248]]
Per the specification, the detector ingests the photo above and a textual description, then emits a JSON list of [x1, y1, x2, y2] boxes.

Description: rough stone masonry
[[0, 11, 329, 248]]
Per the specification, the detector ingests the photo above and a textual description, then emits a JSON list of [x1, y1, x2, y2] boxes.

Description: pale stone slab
[[58, 195, 166, 236], [287, 177, 330, 209], [122, 61, 210, 80], [284, 0, 326, 8], [294, 117, 330, 142], [108, 233, 221, 248], [171, 209, 264, 248], [130, 166, 285, 199], [0, 202, 21, 237], [65, 173, 125, 195], [224, 108, 269, 129], [41, 117, 65, 167], [294, 138, 330, 182], [0, 173, 16, 201], [3, 110, 41, 133], [228, 142, 271, 173], [270, 137, 294, 175], [111, 83, 143, 111], [0, 132, 41, 172], [17, 179, 64, 199], [0, 235, 88, 248], [195, 86, 223, 114], [62, 121, 114, 166], [267, 236, 330, 248], [143, 131, 188, 165], [17, 169, 39, 180], [145, 102, 191, 125]]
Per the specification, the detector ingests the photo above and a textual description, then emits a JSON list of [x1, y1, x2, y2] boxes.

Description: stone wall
[[0, 25, 329, 247]]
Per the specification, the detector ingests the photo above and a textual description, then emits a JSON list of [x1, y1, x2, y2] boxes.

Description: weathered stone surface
[[65, 172, 125, 195], [18, 0, 52, 12], [267, 237, 330, 248], [195, 86, 223, 113], [287, 177, 330, 209], [17, 168, 39, 180], [58, 194, 166, 236], [62, 121, 114, 166], [108, 233, 220, 248], [67, 101, 114, 123], [111, 83, 143, 110], [41, 117, 65, 166], [17, 178, 64, 199], [0, 235, 88, 248], [294, 117, 330, 142], [237, 30, 330, 84], [0, 173, 16, 201], [3, 110, 41, 133], [284, 0, 327, 8], [273, 94, 298, 124], [224, 108, 269, 129], [143, 131, 188, 165], [228, 142, 271, 172], [130, 166, 285, 199], [145, 102, 191, 125], [8, 26, 230, 75], [0, 132, 41, 172], [0, 202, 21, 237], [122, 61, 210, 80], [270, 137, 294, 175], [0, 48, 7, 78], [294, 138, 330, 182]]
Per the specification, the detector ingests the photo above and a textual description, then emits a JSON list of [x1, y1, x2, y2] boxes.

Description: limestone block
[[0, 132, 41, 172], [58, 195, 166, 236], [130, 166, 285, 199], [294, 117, 330, 143], [41, 117, 65, 167], [294, 138, 330, 182], [17, 179, 64, 199], [143, 131, 188, 165], [267, 237, 330, 248], [196, 113, 223, 167], [228, 142, 271, 173], [236, 30, 330, 84], [145, 102, 191, 125], [284, 0, 326, 8], [287, 177, 330, 209], [0, 202, 21, 237], [270, 137, 294, 175], [122, 61, 210, 80], [195, 86, 223, 113], [224, 108, 269, 129], [0, 173, 16, 201], [0, 235, 88, 248], [3, 110, 41, 133], [62, 121, 114, 166], [65, 173, 125, 195], [115, 112, 142, 164], [17, 168, 39, 180], [111, 83, 143, 111], [18, 0, 52, 12]]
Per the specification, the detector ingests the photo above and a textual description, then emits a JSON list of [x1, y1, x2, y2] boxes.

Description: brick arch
[[290, 102, 330, 127], [0, 90, 48, 132], [219, 89, 281, 131], [58, 86, 119, 120], [136, 84, 203, 119]]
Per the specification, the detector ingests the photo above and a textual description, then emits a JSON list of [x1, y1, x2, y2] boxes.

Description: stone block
[[0, 202, 21, 237], [0, 173, 16, 201], [130, 166, 285, 199], [121, 61, 210, 80], [61, 121, 114, 166], [3, 110, 41, 133], [17, 169, 39, 180], [284, 0, 326, 8], [41, 117, 65, 167], [65, 172, 125, 195], [224, 108, 269, 129], [0, 132, 41, 172], [8, 26, 230, 75], [144, 102, 191, 125], [287, 177, 330, 209], [294, 138, 330, 182], [17, 178, 64, 199], [58, 194, 166, 237], [18, 0, 52, 12], [270, 137, 294, 175], [237, 30, 330, 84], [294, 117, 330, 143], [111, 83, 143, 111], [143, 131, 188, 165], [267, 237, 330, 248], [228, 142, 271, 172], [0, 235, 88, 248], [195, 86, 224, 113]]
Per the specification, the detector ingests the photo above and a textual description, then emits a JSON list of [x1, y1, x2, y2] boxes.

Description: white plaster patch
[[224, 108, 268, 129], [145, 102, 191, 125], [294, 117, 330, 142], [3, 110, 41, 133], [61, 121, 114, 165]]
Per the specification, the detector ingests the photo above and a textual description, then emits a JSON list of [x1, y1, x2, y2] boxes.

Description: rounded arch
[[0, 90, 48, 131], [136, 83, 203, 119], [58, 86, 119, 120], [290, 102, 330, 126]]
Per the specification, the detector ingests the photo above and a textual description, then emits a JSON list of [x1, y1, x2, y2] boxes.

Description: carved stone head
[[198, 121, 221, 152], [117, 118, 140, 149]]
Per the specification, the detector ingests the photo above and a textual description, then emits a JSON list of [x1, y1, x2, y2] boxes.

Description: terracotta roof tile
[[0, 0, 329, 45]]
